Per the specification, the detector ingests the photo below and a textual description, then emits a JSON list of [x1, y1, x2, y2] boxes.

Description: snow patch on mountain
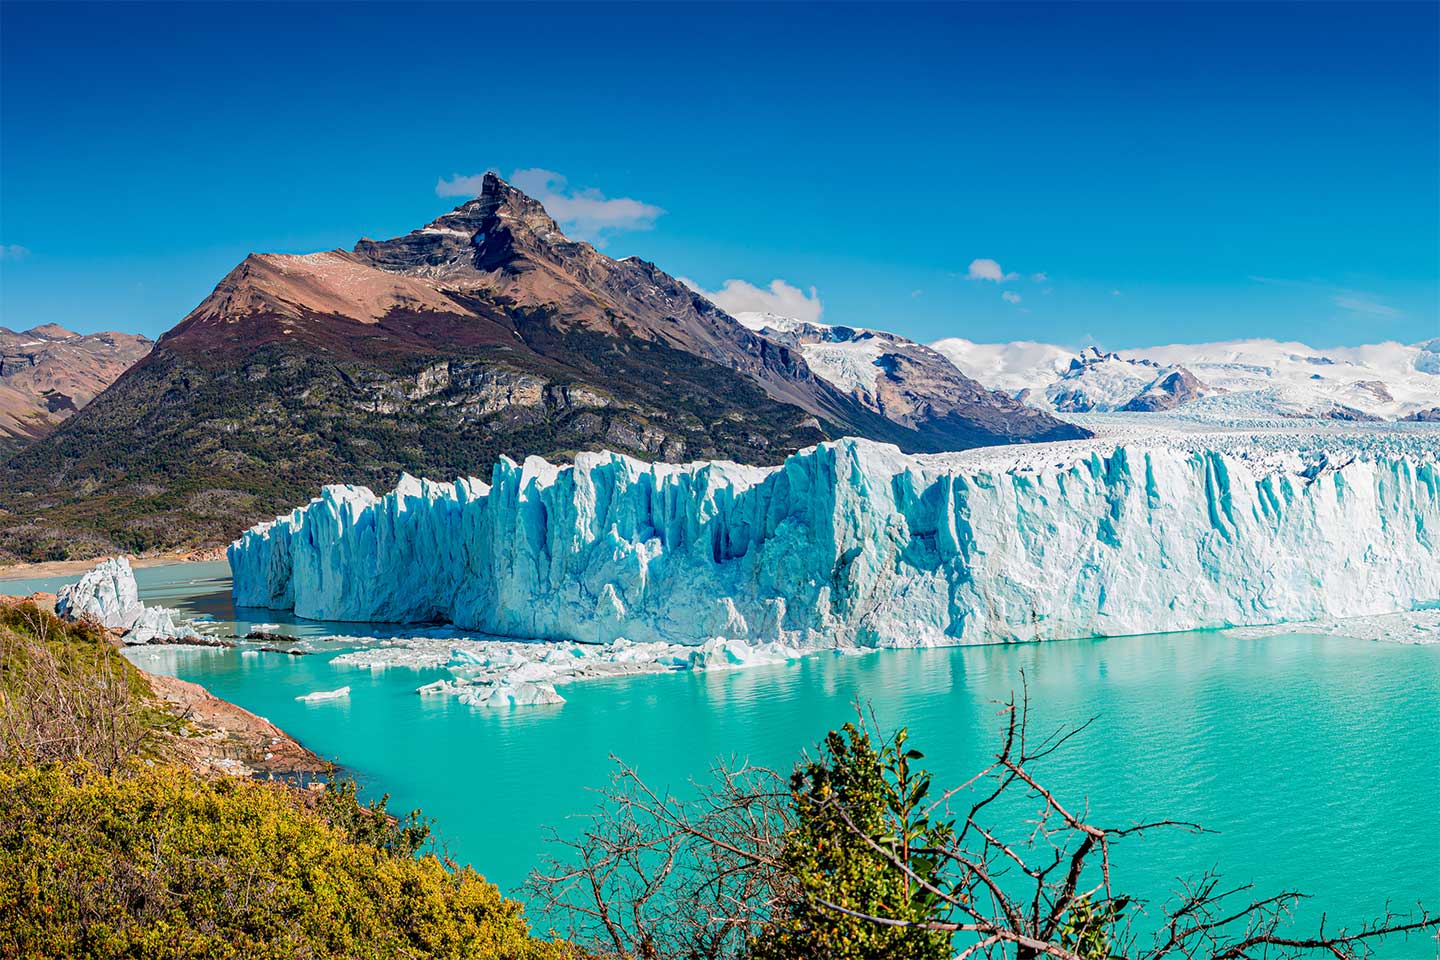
[[732, 311, 892, 394]]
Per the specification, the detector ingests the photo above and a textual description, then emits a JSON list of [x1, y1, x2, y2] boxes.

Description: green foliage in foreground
[[0, 763, 576, 960], [752, 723, 956, 960], [0, 603, 575, 960]]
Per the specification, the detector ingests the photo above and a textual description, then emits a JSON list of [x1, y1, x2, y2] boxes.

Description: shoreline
[[142, 669, 330, 779], [0, 547, 226, 582]]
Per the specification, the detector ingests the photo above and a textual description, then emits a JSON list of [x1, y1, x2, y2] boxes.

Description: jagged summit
[[354, 172, 571, 278]]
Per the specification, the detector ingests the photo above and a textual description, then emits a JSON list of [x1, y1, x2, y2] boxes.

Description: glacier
[[229, 430, 1440, 650]]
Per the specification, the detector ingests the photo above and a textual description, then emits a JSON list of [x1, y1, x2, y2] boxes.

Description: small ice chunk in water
[[296, 686, 351, 702]]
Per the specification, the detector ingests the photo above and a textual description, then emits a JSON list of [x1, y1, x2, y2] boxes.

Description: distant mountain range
[[725, 312, 1071, 441], [0, 324, 153, 456], [934, 337, 1440, 421], [0, 174, 1078, 561]]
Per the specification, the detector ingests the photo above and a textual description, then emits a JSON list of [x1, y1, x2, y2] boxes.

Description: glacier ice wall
[[230, 438, 1440, 647]]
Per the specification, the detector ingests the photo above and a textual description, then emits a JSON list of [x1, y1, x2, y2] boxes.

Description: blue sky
[[2, 1, 1436, 348]]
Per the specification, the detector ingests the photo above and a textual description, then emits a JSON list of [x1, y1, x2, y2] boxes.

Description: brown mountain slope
[[0, 175, 1082, 561], [0, 325, 153, 456]]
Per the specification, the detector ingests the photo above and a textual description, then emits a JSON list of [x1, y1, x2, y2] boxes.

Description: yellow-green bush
[[0, 762, 575, 959]]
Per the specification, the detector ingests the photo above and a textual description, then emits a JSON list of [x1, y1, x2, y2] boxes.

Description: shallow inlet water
[[4, 561, 1438, 953]]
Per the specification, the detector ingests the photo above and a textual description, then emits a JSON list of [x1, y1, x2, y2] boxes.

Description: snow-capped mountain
[[1040, 347, 1213, 413], [933, 337, 1440, 421], [727, 312, 1077, 444]]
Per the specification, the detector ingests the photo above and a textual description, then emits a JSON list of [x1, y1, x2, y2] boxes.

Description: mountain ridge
[[935, 336, 1440, 421], [0, 325, 153, 457], [0, 175, 1080, 561]]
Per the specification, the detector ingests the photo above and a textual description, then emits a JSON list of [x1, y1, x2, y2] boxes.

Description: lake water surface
[[5, 562, 1437, 953]]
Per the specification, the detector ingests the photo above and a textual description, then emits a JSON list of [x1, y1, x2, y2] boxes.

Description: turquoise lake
[[5, 561, 1438, 953]]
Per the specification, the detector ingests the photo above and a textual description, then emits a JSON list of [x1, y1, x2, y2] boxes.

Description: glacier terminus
[[229, 422, 1440, 652]]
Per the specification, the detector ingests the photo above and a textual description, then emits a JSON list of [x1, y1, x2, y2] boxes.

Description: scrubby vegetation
[[0, 601, 576, 959], [0, 600, 161, 772], [0, 764, 571, 960]]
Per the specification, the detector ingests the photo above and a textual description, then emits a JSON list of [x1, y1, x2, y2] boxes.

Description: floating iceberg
[[55, 557, 144, 629], [125, 605, 203, 645], [231, 434, 1440, 649], [296, 686, 350, 702], [460, 680, 565, 707], [55, 557, 203, 644], [326, 633, 811, 707]]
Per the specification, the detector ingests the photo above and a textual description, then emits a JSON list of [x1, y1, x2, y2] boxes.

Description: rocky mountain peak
[[26, 323, 80, 341], [354, 173, 572, 278]]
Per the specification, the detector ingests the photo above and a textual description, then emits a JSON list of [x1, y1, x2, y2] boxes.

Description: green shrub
[[752, 723, 956, 960], [0, 602, 164, 771], [0, 762, 575, 960]]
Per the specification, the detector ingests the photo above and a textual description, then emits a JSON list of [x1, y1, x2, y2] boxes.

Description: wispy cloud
[[1250, 275, 1404, 321], [680, 277, 823, 325], [1002, 291, 1022, 304], [967, 258, 1019, 282], [1030, 271, 1048, 283], [0, 244, 30, 261], [436, 168, 665, 245], [1332, 293, 1400, 318]]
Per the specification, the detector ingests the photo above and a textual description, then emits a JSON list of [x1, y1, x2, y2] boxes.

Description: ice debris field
[[219, 418, 1440, 705]]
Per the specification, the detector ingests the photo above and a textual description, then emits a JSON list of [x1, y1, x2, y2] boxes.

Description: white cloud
[[510, 168, 663, 245], [1332, 293, 1400, 318], [1030, 271, 1048, 283], [1110, 289, 1123, 297], [680, 277, 823, 325], [967, 258, 1018, 282], [1001, 291, 1022, 304], [435, 171, 496, 197], [0, 244, 30, 261], [436, 168, 665, 245]]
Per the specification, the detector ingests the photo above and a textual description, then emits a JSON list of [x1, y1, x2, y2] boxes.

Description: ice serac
[[231, 437, 1440, 647]]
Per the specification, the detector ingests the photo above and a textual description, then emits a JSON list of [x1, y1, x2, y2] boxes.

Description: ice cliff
[[230, 435, 1440, 648]]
